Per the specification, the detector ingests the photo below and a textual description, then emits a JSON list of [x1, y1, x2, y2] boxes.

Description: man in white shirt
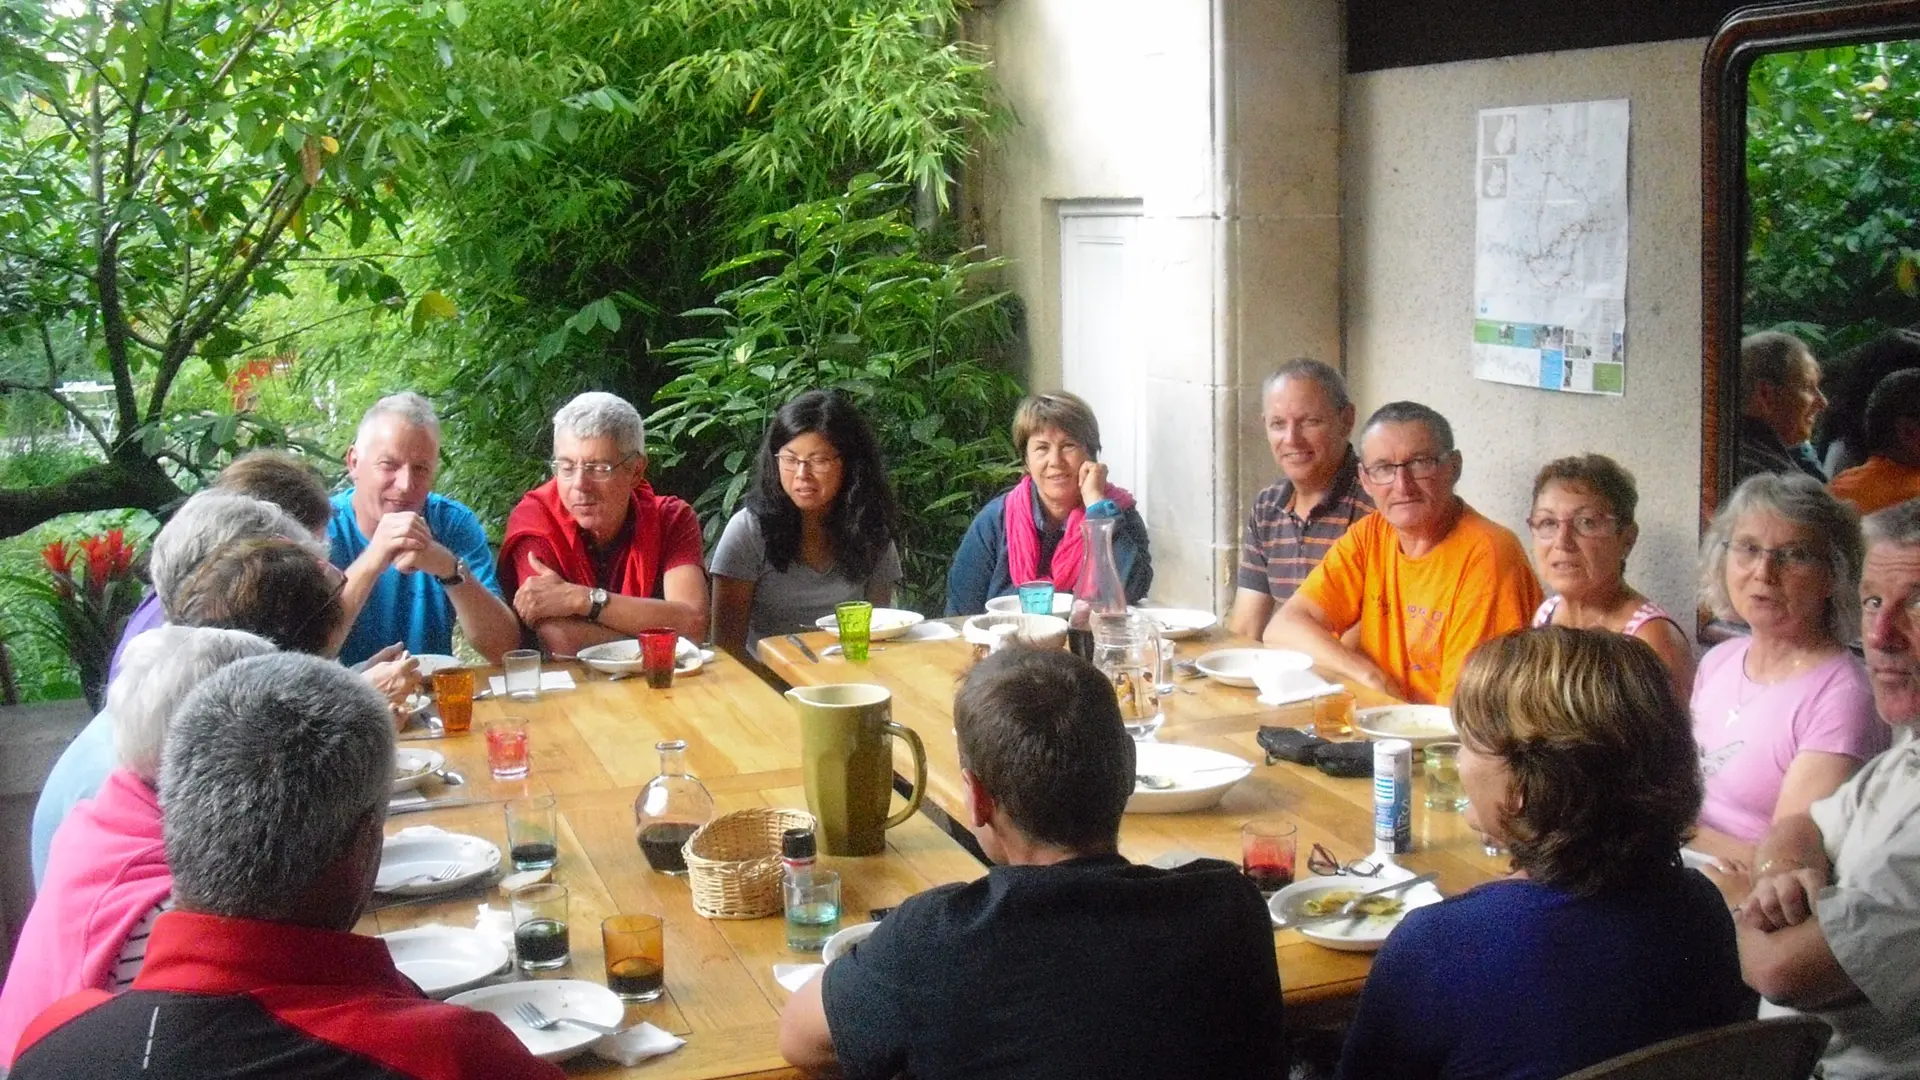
[[1736, 497, 1920, 1080]]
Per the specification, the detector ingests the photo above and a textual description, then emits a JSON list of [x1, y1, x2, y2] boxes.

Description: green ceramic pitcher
[[785, 683, 927, 856]]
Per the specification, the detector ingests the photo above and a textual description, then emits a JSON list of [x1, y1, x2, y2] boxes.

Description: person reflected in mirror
[[329, 392, 521, 666], [945, 392, 1151, 616], [711, 390, 901, 675], [1735, 330, 1829, 486], [500, 392, 708, 654], [1690, 474, 1886, 872], [778, 646, 1285, 1079], [1227, 360, 1374, 640], [1732, 497, 1920, 1080], [1263, 401, 1542, 704], [1829, 369, 1920, 515], [1527, 454, 1693, 701], [1815, 327, 1920, 477], [4, 653, 563, 1080], [1336, 628, 1750, 1080]]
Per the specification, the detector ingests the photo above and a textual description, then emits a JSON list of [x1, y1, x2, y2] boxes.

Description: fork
[[513, 1001, 622, 1036], [393, 863, 463, 887]]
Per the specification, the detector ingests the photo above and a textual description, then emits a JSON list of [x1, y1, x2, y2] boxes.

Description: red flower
[[41, 539, 75, 577], [78, 529, 135, 585]]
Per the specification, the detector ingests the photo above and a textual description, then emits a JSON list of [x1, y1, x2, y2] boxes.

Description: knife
[[787, 633, 820, 663]]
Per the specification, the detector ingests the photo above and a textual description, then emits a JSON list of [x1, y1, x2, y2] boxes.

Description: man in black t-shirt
[[777, 647, 1286, 1080]]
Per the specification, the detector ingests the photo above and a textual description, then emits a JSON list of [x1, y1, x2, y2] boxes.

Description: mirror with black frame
[[1702, 1, 1920, 520]]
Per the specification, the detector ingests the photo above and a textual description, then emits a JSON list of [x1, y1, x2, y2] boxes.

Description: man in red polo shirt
[[500, 391, 708, 653], [7, 654, 560, 1080]]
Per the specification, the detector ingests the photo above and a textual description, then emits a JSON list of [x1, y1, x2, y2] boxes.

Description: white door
[[1058, 202, 1144, 502]]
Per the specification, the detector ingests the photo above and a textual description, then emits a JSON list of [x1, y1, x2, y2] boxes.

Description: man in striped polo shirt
[[1227, 359, 1374, 639]]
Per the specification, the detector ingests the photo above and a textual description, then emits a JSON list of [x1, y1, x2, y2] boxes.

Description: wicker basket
[[684, 807, 816, 919]]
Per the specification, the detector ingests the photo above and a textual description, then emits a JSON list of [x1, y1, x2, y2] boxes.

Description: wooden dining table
[[756, 620, 1511, 1010], [355, 654, 986, 1079]]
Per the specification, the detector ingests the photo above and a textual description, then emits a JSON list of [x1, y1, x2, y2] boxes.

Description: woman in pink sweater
[[0, 626, 275, 1064]]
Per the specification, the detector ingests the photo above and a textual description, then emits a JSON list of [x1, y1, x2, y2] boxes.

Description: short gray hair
[[553, 391, 644, 458], [1741, 330, 1814, 388], [354, 391, 441, 453], [1864, 498, 1920, 549], [109, 625, 276, 782], [1262, 358, 1351, 412], [161, 653, 394, 922], [1362, 401, 1456, 453], [151, 490, 325, 615], [1700, 472, 1863, 643]]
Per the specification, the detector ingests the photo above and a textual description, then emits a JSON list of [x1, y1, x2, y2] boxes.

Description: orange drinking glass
[[432, 667, 476, 734]]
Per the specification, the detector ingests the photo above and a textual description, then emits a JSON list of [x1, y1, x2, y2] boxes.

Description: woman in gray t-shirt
[[711, 391, 902, 665]]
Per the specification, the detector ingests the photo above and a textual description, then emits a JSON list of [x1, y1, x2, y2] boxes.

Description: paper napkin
[[1251, 663, 1342, 707], [487, 670, 576, 697], [592, 1022, 685, 1066], [773, 963, 824, 992]]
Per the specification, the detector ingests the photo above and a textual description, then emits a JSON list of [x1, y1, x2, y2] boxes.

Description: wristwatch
[[434, 558, 468, 588], [586, 587, 609, 623]]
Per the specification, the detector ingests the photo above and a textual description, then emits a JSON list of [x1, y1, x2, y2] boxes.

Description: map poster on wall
[[1472, 99, 1630, 396]]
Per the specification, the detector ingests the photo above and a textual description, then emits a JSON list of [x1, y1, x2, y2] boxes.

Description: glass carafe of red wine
[[1068, 515, 1126, 661], [634, 740, 713, 875]]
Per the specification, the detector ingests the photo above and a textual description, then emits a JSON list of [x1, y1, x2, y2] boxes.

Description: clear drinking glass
[[485, 717, 530, 780], [634, 740, 714, 876], [503, 649, 542, 700], [511, 882, 569, 971], [505, 794, 558, 871], [1425, 742, 1468, 811], [784, 869, 841, 952]]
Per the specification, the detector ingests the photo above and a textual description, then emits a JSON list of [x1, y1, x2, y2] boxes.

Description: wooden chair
[[1559, 1016, 1831, 1080]]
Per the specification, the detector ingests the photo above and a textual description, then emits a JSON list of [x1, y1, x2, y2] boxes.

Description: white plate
[[814, 608, 924, 641], [961, 613, 1069, 650], [1352, 705, 1457, 747], [380, 924, 510, 999], [392, 747, 445, 793], [575, 637, 703, 676], [376, 831, 501, 895], [1135, 607, 1219, 640], [1194, 648, 1312, 688], [448, 979, 624, 1062], [412, 654, 465, 676], [985, 593, 1075, 617], [1268, 873, 1444, 952], [822, 921, 879, 965], [1126, 742, 1255, 814]]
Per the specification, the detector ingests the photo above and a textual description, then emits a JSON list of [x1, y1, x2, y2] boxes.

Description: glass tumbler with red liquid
[[1241, 818, 1299, 895], [639, 628, 679, 689], [485, 718, 530, 780]]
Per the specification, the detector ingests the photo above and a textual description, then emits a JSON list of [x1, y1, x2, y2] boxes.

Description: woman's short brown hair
[[1452, 626, 1701, 896], [172, 537, 346, 655], [1531, 453, 1638, 527], [1010, 392, 1102, 461], [215, 450, 333, 536]]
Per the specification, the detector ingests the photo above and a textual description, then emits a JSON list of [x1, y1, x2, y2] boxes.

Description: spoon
[[432, 767, 465, 786]]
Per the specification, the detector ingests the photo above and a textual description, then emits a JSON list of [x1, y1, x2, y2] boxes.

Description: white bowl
[[574, 637, 702, 676], [380, 924, 510, 999], [822, 921, 879, 965], [814, 608, 924, 641], [985, 593, 1075, 617], [392, 747, 445, 793], [961, 613, 1069, 650], [1267, 873, 1444, 952], [1193, 648, 1312, 688], [1125, 742, 1255, 814], [449, 979, 625, 1062], [1352, 705, 1457, 747], [1135, 606, 1219, 640]]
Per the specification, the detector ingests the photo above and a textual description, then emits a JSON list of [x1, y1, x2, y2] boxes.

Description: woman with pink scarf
[[0, 626, 275, 1066], [946, 392, 1153, 616]]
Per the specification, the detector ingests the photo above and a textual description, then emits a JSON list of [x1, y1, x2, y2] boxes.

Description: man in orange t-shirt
[[1264, 402, 1543, 704], [1829, 370, 1920, 516]]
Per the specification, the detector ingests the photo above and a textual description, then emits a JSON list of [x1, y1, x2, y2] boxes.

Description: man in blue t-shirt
[[777, 648, 1286, 1080], [329, 393, 520, 666]]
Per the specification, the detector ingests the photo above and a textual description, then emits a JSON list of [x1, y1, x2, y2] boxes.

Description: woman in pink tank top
[[1526, 455, 1695, 703]]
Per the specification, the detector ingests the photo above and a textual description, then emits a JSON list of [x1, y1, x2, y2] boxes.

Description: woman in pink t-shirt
[[1690, 474, 1887, 870]]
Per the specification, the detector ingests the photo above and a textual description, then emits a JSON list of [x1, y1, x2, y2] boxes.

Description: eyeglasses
[[1360, 455, 1446, 485], [1306, 843, 1381, 878], [550, 456, 634, 480], [1725, 539, 1823, 571], [776, 453, 841, 474], [293, 572, 350, 645], [1526, 514, 1620, 540]]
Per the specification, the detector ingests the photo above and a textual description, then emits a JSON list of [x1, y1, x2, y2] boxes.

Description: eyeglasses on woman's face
[[1725, 538, 1823, 572], [1526, 513, 1620, 541], [776, 452, 842, 475]]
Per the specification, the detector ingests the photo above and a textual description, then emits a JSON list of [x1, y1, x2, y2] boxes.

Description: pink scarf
[[1003, 475, 1136, 591]]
